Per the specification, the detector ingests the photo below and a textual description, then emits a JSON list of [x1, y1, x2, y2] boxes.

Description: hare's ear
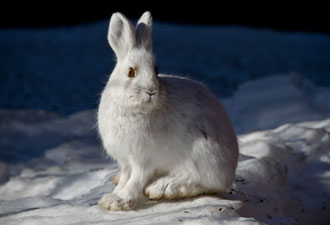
[[108, 12, 136, 61], [136, 11, 153, 51]]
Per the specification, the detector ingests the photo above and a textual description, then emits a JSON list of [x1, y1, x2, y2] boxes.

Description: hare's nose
[[146, 91, 156, 96]]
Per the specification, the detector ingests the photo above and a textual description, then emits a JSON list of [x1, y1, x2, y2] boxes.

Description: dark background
[[1, 2, 329, 115], [0, 3, 329, 33]]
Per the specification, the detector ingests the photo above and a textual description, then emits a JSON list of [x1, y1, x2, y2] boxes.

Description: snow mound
[[0, 75, 330, 224], [226, 74, 330, 134]]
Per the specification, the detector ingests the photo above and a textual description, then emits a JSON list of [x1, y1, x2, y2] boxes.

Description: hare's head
[[107, 11, 161, 113]]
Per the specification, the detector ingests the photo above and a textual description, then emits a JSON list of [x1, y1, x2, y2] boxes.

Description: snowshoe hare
[[97, 11, 238, 210]]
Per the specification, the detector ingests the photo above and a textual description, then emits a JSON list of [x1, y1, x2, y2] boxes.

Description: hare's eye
[[128, 67, 136, 78]]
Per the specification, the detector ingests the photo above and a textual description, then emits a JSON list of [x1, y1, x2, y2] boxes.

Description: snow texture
[[1, 74, 330, 224]]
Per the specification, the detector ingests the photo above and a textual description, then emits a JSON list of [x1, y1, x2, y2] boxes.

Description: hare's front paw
[[98, 193, 136, 211]]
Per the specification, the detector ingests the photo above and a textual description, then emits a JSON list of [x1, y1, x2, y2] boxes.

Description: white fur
[[97, 11, 239, 211]]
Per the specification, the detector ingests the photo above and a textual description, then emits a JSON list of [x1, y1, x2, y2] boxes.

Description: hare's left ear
[[135, 11, 153, 51], [108, 12, 136, 61]]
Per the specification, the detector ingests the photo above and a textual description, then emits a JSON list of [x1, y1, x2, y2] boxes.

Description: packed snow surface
[[1, 74, 330, 224]]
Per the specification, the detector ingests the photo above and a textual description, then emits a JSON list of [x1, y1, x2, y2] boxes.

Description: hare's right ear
[[108, 12, 136, 61], [136, 11, 152, 51]]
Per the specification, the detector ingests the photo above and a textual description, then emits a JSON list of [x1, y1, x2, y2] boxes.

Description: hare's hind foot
[[144, 176, 215, 200]]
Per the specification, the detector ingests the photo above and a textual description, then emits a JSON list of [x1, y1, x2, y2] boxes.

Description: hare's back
[[159, 74, 236, 143], [159, 74, 222, 112]]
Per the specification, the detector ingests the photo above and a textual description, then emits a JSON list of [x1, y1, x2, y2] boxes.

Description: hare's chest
[[99, 112, 151, 150]]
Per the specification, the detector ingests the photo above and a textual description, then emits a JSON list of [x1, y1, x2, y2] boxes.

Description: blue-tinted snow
[[1, 21, 330, 114]]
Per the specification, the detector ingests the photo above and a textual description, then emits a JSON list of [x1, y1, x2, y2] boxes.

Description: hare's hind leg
[[144, 175, 215, 200]]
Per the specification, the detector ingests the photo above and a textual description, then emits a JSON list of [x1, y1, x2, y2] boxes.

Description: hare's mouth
[[142, 91, 158, 104], [146, 95, 156, 103]]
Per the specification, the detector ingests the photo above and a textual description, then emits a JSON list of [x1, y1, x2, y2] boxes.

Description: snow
[[1, 74, 330, 224], [1, 19, 330, 224], [226, 74, 329, 134]]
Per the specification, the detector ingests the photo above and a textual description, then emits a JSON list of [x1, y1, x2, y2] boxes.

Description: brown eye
[[128, 67, 136, 78]]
